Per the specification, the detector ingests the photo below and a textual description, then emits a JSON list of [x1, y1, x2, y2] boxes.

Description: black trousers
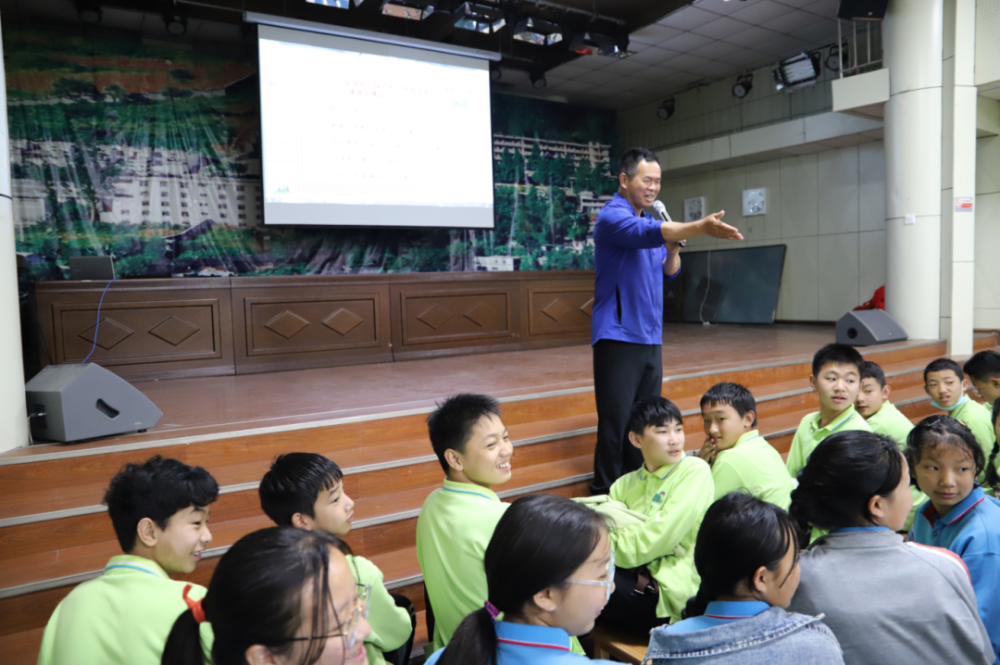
[[382, 593, 417, 665], [591, 340, 663, 495], [594, 565, 668, 635]]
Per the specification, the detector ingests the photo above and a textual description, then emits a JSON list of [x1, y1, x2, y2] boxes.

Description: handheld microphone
[[652, 200, 685, 247]]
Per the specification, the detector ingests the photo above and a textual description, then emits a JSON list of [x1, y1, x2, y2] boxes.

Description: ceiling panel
[[656, 6, 722, 30], [692, 16, 753, 40]]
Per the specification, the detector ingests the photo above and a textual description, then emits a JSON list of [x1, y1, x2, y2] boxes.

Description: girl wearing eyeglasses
[[644, 492, 844, 664], [786, 428, 992, 665], [427, 494, 619, 665], [161, 527, 372, 665], [905, 417, 1000, 664]]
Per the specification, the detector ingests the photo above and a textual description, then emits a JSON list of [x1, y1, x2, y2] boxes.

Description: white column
[[0, 16, 29, 453], [883, 0, 944, 340], [940, 0, 977, 355]]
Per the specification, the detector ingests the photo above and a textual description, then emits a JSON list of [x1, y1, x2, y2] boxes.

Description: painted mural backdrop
[[6, 27, 620, 286]]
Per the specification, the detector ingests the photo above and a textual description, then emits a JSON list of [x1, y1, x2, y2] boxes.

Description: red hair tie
[[183, 584, 206, 624], [484, 601, 500, 620]]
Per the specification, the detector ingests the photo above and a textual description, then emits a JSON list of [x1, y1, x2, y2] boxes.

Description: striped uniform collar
[[104, 555, 170, 579], [703, 600, 771, 620], [812, 406, 858, 435], [734, 430, 761, 447], [922, 486, 986, 526], [441, 478, 501, 502], [494, 621, 572, 651]]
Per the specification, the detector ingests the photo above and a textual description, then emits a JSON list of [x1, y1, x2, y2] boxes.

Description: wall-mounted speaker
[[838, 0, 888, 21], [836, 310, 908, 347], [26, 364, 162, 443]]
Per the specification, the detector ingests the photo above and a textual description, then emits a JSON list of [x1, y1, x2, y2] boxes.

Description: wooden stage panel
[[525, 281, 595, 338], [396, 288, 514, 346]]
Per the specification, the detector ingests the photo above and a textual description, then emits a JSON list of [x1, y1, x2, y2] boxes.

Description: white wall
[[662, 142, 887, 321], [974, 134, 1000, 328]]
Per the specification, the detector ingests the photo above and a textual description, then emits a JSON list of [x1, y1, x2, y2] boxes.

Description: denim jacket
[[643, 607, 844, 664]]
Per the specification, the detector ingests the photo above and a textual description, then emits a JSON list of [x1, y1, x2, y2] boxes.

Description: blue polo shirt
[[909, 487, 1000, 663], [592, 193, 679, 346], [662, 600, 771, 633], [424, 621, 618, 665]]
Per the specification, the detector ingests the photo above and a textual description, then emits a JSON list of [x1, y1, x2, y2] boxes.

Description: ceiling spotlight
[[454, 2, 506, 34], [163, 11, 188, 35], [513, 17, 563, 46], [772, 52, 820, 91], [732, 73, 753, 99], [305, 0, 351, 7], [76, 0, 102, 23], [657, 97, 675, 120], [490, 62, 502, 81], [380, 0, 434, 20], [825, 45, 846, 72], [571, 31, 622, 57], [530, 71, 547, 89]]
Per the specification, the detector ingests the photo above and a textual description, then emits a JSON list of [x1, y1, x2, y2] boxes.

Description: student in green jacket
[[786, 344, 872, 479], [699, 382, 794, 510], [965, 350, 1000, 412], [259, 453, 414, 665], [924, 358, 996, 466], [601, 396, 714, 631], [416, 393, 514, 654], [37, 456, 219, 665], [855, 360, 926, 530]]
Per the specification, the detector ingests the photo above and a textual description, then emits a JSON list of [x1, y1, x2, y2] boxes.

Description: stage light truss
[[380, 0, 434, 20], [454, 2, 506, 34], [513, 17, 563, 46]]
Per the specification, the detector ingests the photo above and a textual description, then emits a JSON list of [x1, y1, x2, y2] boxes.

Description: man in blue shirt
[[590, 148, 742, 495]]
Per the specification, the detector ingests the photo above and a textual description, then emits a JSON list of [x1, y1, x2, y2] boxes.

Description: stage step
[[0, 332, 995, 665]]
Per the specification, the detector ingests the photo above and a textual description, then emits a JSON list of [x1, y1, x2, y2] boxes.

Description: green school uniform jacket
[[949, 396, 997, 465], [864, 400, 927, 530], [712, 430, 795, 510], [786, 405, 873, 478], [347, 554, 412, 665], [416, 479, 509, 654], [609, 456, 714, 622], [37, 555, 212, 665]]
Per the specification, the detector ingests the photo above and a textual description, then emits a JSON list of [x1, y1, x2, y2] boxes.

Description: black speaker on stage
[[25, 363, 162, 443], [838, 0, 888, 21], [836, 310, 907, 347]]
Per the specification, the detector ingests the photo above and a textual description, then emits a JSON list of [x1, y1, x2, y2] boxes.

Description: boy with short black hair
[[416, 393, 514, 654], [699, 382, 794, 509], [602, 395, 713, 631], [924, 357, 996, 463], [38, 456, 218, 665], [856, 360, 927, 530], [786, 343, 872, 478], [965, 350, 1000, 411], [259, 452, 414, 665]]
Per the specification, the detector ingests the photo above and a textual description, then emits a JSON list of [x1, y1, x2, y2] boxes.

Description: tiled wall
[[619, 60, 840, 151], [975, 135, 1000, 329], [661, 142, 886, 322]]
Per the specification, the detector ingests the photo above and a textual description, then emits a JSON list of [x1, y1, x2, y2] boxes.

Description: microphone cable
[[81, 277, 117, 364]]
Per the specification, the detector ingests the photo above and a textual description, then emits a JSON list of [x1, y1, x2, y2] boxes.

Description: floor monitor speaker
[[838, 0, 888, 20], [26, 363, 162, 443], [836, 310, 907, 347]]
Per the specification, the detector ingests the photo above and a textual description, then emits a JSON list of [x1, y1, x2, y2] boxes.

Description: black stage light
[[454, 2, 506, 34], [826, 45, 847, 72], [772, 52, 820, 91], [163, 11, 188, 35], [530, 71, 547, 89], [490, 62, 502, 81], [381, 0, 434, 20], [732, 73, 753, 98], [513, 17, 563, 46], [76, 0, 102, 24], [657, 97, 675, 120]]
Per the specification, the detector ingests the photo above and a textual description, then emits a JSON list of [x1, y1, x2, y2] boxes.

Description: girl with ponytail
[[161, 527, 372, 665], [789, 428, 992, 665], [644, 492, 842, 664], [426, 494, 619, 665]]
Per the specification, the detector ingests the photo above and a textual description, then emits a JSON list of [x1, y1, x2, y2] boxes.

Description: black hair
[[617, 148, 660, 179], [437, 494, 608, 665], [427, 394, 502, 475], [685, 492, 799, 618], [859, 360, 887, 389], [924, 357, 964, 383], [162, 527, 351, 665], [965, 350, 1000, 381], [259, 453, 345, 526], [789, 430, 904, 530], [103, 455, 218, 552], [628, 395, 683, 435], [988, 401, 1000, 492], [906, 415, 986, 486], [700, 383, 758, 427], [811, 343, 864, 378]]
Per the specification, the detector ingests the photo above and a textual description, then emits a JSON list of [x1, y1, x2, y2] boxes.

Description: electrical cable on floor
[[81, 277, 116, 364]]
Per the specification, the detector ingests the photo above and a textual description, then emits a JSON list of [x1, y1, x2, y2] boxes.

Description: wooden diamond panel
[[399, 292, 511, 346], [527, 285, 596, 337], [246, 298, 378, 356]]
